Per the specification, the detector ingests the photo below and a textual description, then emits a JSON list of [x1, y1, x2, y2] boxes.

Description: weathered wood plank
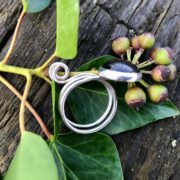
[[0, 0, 179, 179]]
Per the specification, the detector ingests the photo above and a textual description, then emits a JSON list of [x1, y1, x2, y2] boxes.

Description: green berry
[[112, 37, 130, 55], [151, 65, 170, 82], [148, 84, 168, 103], [138, 33, 155, 49], [152, 48, 173, 65], [125, 86, 146, 107], [131, 36, 140, 50], [167, 64, 177, 81]]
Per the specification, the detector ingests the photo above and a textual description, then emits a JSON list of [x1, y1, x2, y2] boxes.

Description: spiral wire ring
[[49, 62, 118, 134]]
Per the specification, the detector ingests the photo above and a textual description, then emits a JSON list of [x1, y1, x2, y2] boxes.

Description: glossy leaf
[[51, 81, 62, 139], [78, 55, 116, 71], [55, 0, 80, 59], [5, 131, 58, 180], [50, 133, 124, 179], [21, 0, 51, 13], [68, 86, 180, 135]]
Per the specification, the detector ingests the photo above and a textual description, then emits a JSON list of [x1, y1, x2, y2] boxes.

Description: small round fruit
[[165, 47, 175, 59], [167, 64, 177, 81], [151, 65, 170, 82], [148, 84, 168, 103], [138, 33, 155, 49], [150, 48, 157, 60], [112, 37, 130, 55], [125, 86, 146, 107], [131, 36, 140, 50], [152, 48, 173, 65]]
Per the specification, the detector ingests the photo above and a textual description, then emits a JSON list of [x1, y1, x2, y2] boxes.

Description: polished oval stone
[[99, 59, 142, 82], [102, 59, 140, 73]]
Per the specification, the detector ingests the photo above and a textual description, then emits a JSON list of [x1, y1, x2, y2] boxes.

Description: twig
[[19, 74, 32, 132], [1, 10, 26, 64], [0, 75, 52, 138], [36, 54, 57, 73]]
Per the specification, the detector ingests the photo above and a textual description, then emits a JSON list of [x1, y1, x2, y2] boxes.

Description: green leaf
[[78, 55, 116, 71], [51, 81, 62, 139], [55, 0, 80, 59], [21, 0, 51, 13], [4, 131, 58, 180], [68, 86, 180, 135], [50, 133, 124, 179]]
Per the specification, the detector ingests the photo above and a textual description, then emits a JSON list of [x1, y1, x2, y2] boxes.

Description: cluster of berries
[[112, 33, 177, 108]]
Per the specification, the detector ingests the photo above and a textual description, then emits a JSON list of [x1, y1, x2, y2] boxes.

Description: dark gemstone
[[102, 59, 140, 73]]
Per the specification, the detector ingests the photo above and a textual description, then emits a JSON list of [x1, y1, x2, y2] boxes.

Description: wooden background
[[0, 0, 179, 179]]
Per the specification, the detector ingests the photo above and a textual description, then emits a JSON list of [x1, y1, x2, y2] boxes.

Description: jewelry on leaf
[[49, 60, 142, 134]]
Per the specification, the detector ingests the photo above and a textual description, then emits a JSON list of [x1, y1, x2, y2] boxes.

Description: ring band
[[49, 63, 118, 134]]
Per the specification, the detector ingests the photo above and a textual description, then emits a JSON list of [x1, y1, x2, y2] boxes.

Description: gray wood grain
[[0, 0, 179, 179]]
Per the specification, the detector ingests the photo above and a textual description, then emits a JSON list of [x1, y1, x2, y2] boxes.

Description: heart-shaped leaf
[[55, 0, 80, 59], [21, 0, 51, 13], [50, 133, 124, 179], [4, 131, 58, 180]]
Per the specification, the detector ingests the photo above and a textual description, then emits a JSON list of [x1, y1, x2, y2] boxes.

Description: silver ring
[[60, 73, 117, 134], [49, 63, 118, 134], [49, 62, 70, 84]]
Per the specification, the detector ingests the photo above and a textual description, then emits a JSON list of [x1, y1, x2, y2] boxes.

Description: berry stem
[[19, 74, 32, 132], [139, 79, 150, 88], [126, 48, 132, 61], [140, 70, 152, 74], [128, 82, 135, 88], [132, 48, 144, 64], [1, 10, 26, 64], [0, 75, 52, 138], [138, 59, 155, 69]]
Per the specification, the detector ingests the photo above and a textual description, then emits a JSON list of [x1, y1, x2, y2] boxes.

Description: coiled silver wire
[[49, 62, 117, 134]]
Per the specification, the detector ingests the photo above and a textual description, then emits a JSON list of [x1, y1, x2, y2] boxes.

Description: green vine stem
[[19, 74, 32, 132], [36, 53, 57, 73], [0, 75, 52, 138], [59, 69, 99, 76], [1, 10, 26, 64]]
